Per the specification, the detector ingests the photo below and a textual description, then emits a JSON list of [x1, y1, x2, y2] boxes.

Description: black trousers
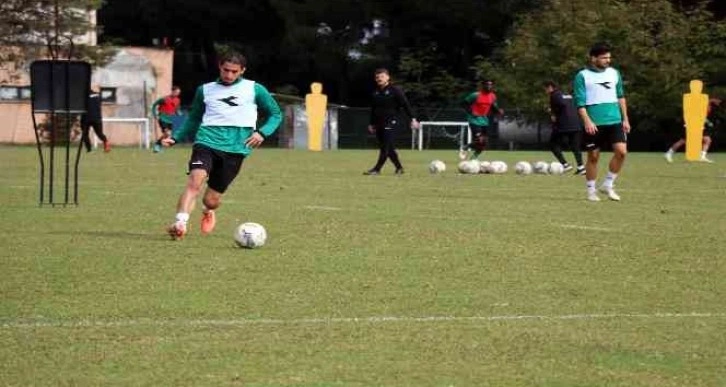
[[550, 130, 583, 166], [372, 127, 402, 171], [81, 120, 108, 152]]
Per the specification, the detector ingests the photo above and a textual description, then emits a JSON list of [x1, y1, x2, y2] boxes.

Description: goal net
[[413, 121, 471, 151], [91, 118, 151, 149]]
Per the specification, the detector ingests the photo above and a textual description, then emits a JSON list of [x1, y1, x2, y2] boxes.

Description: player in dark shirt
[[363, 68, 419, 175], [80, 84, 110, 153], [544, 81, 583, 174]]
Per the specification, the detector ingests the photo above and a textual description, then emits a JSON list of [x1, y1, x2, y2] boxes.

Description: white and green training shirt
[[173, 77, 282, 155], [573, 67, 624, 126]]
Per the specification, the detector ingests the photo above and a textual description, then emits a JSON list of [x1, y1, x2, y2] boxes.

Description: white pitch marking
[[1, 312, 723, 329], [304, 205, 342, 211], [556, 223, 613, 232]]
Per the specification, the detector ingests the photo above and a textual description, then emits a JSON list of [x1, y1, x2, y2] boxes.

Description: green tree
[[475, 0, 726, 130], [1, 0, 113, 79]]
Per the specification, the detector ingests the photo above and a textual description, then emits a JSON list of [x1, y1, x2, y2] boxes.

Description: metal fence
[[337, 107, 552, 150]]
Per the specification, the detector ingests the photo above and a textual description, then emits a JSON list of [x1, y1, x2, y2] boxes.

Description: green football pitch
[[1, 145, 725, 386]]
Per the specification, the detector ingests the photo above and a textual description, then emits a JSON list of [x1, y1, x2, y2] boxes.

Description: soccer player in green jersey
[[573, 43, 631, 202], [161, 51, 282, 240]]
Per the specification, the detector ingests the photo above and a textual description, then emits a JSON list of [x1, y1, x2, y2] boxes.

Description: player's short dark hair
[[589, 42, 612, 57], [374, 68, 389, 75], [219, 51, 247, 67], [481, 78, 494, 84], [543, 80, 558, 89]]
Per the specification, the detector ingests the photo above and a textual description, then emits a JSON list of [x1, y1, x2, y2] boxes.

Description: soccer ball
[[234, 222, 267, 248], [549, 162, 565, 175], [479, 160, 492, 173], [489, 161, 508, 174], [515, 161, 533, 175], [458, 160, 480, 174], [533, 161, 550, 174], [429, 160, 446, 174]]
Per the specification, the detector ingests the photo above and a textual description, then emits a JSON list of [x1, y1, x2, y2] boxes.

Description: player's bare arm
[[619, 98, 631, 133], [578, 107, 597, 134]]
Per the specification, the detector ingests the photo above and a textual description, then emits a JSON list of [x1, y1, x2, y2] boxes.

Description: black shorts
[[470, 124, 490, 138], [158, 119, 173, 131], [188, 144, 245, 193], [583, 123, 627, 151]]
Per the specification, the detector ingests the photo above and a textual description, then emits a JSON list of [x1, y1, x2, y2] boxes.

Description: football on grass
[[234, 222, 267, 248]]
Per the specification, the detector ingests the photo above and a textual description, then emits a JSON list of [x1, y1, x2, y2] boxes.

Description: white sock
[[666, 148, 674, 155], [602, 172, 617, 189], [175, 212, 190, 224], [701, 150, 707, 159], [586, 180, 597, 194]]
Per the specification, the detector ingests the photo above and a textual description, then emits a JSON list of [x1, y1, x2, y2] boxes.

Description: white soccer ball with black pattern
[[515, 161, 533, 175], [458, 160, 480, 174], [234, 222, 267, 249], [429, 160, 446, 174], [489, 161, 508, 174], [533, 161, 550, 174], [549, 162, 565, 175], [479, 160, 492, 173]]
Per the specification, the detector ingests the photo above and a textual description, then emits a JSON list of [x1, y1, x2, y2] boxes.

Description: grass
[[0, 145, 725, 386]]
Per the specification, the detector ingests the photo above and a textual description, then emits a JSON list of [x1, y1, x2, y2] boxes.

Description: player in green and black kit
[[161, 51, 282, 240], [574, 42, 631, 202], [151, 86, 181, 153]]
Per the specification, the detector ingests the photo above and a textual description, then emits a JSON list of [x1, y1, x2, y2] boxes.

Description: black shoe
[[395, 168, 405, 175], [575, 166, 586, 175], [363, 169, 380, 175]]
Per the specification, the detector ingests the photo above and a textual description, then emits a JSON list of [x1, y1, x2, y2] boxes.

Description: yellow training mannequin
[[305, 82, 327, 151], [683, 80, 709, 161]]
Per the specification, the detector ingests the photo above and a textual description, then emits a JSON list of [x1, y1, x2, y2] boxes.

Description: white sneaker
[[598, 186, 621, 201], [700, 157, 714, 163], [664, 152, 673, 163], [587, 191, 601, 202], [563, 164, 574, 172], [458, 149, 468, 161]]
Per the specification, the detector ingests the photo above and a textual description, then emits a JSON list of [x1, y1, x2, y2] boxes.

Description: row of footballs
[[429, 160, 566, 175]]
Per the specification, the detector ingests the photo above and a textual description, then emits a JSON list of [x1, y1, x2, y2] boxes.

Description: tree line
[[3, 0, 725, 132]]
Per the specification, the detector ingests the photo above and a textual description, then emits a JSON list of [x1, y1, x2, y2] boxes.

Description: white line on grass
[[304, 205, 342, 211], [556, 223, 613, 232], [2, 312, 724, 329]]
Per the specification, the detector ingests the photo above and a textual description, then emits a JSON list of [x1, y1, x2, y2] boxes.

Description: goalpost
[[413, 121, 471, 151], [91, 118, 151, 149]]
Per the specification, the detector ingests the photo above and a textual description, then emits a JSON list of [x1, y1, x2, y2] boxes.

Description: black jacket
[[82, 92, 102, 123], [549, 90, 581, 132], [369, 84, 417, 129]]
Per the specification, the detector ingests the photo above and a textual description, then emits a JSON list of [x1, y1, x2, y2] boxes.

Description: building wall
[[0, 47, 173, 146]]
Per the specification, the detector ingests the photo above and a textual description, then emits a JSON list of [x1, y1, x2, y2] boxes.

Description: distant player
[[543, 80, 584, 174], [459, 79, 504, 161], [665, 97, 722, 163], [574, 42, 631, 202], [161, 52, 281, 240], [363, 68, 419, 175], [151, 85, 181, 152], [80, 84, 110, 153]]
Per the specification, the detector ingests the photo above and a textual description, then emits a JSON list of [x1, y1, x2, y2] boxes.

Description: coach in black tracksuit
[[544, 80, 584, 174], [364, 68, 419, 175], [80, 85, 110, 152]]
